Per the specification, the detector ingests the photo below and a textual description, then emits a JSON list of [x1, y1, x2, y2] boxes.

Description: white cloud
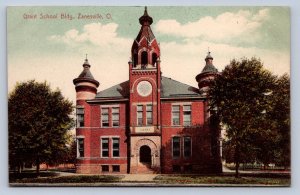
[[155, 9, 270, 43], [48, 22, 131, 48], [24, 12, 287, 106], [159, 40, 289, 89]]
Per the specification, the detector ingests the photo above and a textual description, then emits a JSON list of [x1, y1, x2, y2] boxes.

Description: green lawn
[[154, 175, 290, 186], [10, 172, 290, 186], [10, 174, 124, 183]]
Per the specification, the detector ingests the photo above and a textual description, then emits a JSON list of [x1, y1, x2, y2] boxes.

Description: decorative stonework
[[130, 136, 161, 173]]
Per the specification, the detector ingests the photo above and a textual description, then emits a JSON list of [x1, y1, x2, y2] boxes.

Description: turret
[[73, 57, 99, 100], [195, 51, 219, 96]]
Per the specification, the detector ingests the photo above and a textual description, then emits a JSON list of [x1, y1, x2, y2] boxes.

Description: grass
[[11, 175, 124, 183], [154, 175, 290, 186], [10, 171, 290, 186]]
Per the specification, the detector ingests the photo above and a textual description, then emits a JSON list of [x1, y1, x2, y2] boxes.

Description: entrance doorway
[[139, 145, 151, 164]]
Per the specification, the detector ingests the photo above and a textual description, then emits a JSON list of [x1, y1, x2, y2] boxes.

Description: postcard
[[8, 6, 290, 187]]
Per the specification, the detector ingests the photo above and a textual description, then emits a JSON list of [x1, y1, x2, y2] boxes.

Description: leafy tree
[[209, 58, 278, 177], [9, 80, 74, 175], [266, 74, 290, 168]]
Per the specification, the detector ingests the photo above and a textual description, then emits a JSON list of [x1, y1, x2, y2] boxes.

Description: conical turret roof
[[73, 57, 99, 87], [78, 58, 95, 79], [201, 52, 218, 73]]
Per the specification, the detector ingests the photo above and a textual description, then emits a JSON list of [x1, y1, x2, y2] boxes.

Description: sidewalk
[[121, 174, 157, 182]]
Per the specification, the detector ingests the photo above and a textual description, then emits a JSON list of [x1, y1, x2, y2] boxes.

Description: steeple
[[131, 7, 160, 68]]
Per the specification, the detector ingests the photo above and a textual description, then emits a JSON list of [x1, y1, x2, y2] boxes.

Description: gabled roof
[[95, 76, 201, 99]]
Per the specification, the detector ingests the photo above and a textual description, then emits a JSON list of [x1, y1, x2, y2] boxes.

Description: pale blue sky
[[7, 6, 290, 105]]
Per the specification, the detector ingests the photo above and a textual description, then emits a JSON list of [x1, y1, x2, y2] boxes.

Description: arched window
[[141, 51, 148, 65], [133, 53, 138, 67], [152, 53, 157, 66]]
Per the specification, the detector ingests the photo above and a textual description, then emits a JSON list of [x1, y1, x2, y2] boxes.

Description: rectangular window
[[172, 105, 180, 125], [137, 105, 143, 126], [101, 165, 109, 172], [112, 107, 120, 127], [172, 136, 180, 158], [101, 108, 109, 127], [146, 105, 153, 125], [112, 165, 120, 172], [76, 108, 84, 127], [78, 138, 84, 157], [112, 138, 120, 157], [183, 105, 191, 126], [101, 138, 109, 157], [184, 136, 192, 157]]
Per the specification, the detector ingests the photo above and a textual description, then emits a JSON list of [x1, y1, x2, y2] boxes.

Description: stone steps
[[137, 162, 154, 174]]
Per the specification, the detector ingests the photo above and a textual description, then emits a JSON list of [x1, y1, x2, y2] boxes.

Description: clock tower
[[128, 7, 161, 173]]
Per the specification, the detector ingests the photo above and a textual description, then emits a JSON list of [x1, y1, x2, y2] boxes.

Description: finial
[[205, 49, 213, 61], [84, 54, 89, 64], [83, 54, 90, 67], [139, 6, 153, 25]]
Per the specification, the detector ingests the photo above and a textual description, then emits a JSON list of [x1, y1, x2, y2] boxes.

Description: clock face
[[137, 81, 152, 97]]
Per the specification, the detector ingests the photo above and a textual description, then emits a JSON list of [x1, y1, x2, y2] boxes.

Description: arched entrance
[[139, 145, 151, 164]]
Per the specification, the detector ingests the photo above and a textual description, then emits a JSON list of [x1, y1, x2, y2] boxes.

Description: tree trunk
[[36, 157, 40, 176], [234, 147, 240, 178]]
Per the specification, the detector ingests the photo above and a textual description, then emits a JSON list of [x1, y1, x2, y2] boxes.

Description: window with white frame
[[76, 107, 84, 127], [137, 105, 143, 126], [112, 107, 120, 127], [101, 138, 109, 157], [172, 105, 180, 125], [183, 105, 191, 126], [101, 108, 109, 127], [77, 138, 84, 157], [112, 138, 120, 157], [146, 105, 153, 125], [172, 136, 180, 158], [184, 136, 191, 157]]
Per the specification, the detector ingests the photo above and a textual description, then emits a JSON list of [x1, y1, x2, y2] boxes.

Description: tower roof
[[139, 6, 153, 25], [78, 58, 95, 79], [73, 57, 99, 87], [202, 52, 218, 73], [205, 51, 213, 60], [201, 63, 218, 73], [131, 7, 159, 58], [135, 7, 155, 43]]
